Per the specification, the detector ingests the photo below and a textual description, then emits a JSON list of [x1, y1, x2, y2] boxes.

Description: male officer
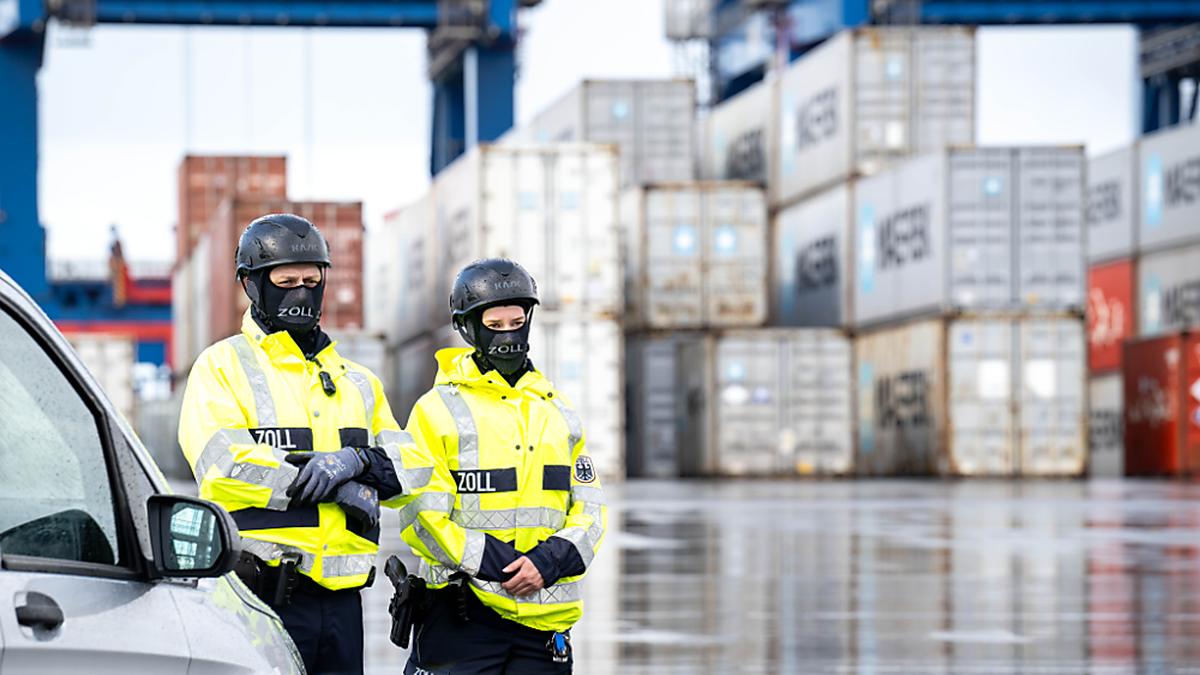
[[395, 258, 607, 674], [179, 213, 432, 674]]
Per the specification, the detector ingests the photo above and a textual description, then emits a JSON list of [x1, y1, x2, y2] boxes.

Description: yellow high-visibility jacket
[[179, 311, 433, 590], [397, 347, 607, 632]]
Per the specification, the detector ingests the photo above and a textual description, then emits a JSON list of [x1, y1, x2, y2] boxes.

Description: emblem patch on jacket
[[573, 456, 596, 483]]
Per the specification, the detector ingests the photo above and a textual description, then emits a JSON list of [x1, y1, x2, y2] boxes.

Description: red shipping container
[[177, 155, 287, 264], [1123, 333, 1200, 475], [1087, 258, 1134, 373]]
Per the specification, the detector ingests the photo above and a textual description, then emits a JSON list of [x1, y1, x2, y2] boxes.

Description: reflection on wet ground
[[183, 479, 1200, 673]]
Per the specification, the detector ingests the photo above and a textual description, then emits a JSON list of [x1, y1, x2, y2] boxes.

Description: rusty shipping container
[[1089, 373, 1124, 477], [853, 146, 1086, 328], [203, 199, 366, 341], [855, 316, 1086, 477], [1138, 240, 1200, 338], [1087, 258, 1135, 373], [177, 155, 287, 263], [678, 329, 854, 477], [622, 182, 768, 329], [773, 26, 976, 208], [1122, 333, 1200, 476]]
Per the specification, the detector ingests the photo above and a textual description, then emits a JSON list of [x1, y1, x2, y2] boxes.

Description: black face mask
[[461, 310, 532, 377], [245, 269, 325, 335]]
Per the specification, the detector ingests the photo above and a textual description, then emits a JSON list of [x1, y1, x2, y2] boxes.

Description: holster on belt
[[235, 551, 302, 607], [384, 555, 428, 649]]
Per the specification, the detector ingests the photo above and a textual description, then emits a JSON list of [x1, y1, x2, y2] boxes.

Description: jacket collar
[[239, 309, 343, 372], [434, 347, 552, 396]]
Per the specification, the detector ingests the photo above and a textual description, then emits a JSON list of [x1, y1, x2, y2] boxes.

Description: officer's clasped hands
[[286, 446, 366, 504], [501, 556, 545, 597]]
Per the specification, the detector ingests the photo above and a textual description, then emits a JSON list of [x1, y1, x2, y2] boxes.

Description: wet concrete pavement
[[168, 478, 1200, 673], [362, 479, 1200, 674]]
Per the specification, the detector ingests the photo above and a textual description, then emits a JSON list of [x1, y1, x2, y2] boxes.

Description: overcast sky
[[35, 2, 1136, 264]]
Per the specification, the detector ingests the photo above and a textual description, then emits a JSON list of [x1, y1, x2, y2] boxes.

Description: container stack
[[699, 25, 1091, 478], [1113, 122, 1200, 476], [851, 148, 1088, 477], [173, 156, 368, 374]]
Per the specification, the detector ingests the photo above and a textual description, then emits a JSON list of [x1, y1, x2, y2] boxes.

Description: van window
[[0, 308, 121, 566]]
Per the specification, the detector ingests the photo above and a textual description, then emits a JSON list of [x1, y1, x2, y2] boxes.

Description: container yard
[[6, 1, 1200, 672]]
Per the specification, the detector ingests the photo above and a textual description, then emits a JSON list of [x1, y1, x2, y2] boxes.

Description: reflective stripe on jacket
[[396, 347, 607, 632], [179, 310, 429, 590]]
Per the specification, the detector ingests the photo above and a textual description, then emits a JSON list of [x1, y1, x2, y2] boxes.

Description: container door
[[677, 337, 712, 476], [948, 319, 1015, 475], [704, 186, 768, 327], [786, 330, 854, 474], [853, 28, 913, 173], [714, 333, 784, 475], [913, 28, 976, 158], [646, 188, 705, 328], [947, 148, 1015, 310], [1017, 148, 1086, 310], [1018, 318, 1086, 476], [638, 337, 687, 478]]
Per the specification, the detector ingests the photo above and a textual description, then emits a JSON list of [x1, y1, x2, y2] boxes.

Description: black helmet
[[449, 258, 539, 321], [235, 213, 332, 278]]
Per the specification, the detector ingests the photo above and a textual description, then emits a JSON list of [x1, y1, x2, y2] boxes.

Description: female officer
[[395, 258, 607, 674]]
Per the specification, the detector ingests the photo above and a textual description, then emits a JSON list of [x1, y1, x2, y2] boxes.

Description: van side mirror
[[146, 495, 239, 578]]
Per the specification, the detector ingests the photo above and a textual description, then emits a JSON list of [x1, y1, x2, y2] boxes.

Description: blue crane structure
[[0, 0, 535, 305], [709, 1, 1200, 130]]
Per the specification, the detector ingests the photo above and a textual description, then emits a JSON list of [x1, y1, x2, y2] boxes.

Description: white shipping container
[[1138, 120, 1200, 254], [772, 183, 853, 327], [433, 144, 622, 326], [1086, 146, 1136, 263], [367, 194, 437, 345], [173, 236, 212, 373], [773, 26, 975, 207], [1137, 240, 1200, 337], [65, 333, 137, 424], [701, 78, 772, 183], [678, 329, 854, 476], [518, 80, 695, 186], [622, 182, 768, 329], [855, 316, 1086, 477], [1089, 373, 1124, 478], [854, 147, 1085, 328]]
